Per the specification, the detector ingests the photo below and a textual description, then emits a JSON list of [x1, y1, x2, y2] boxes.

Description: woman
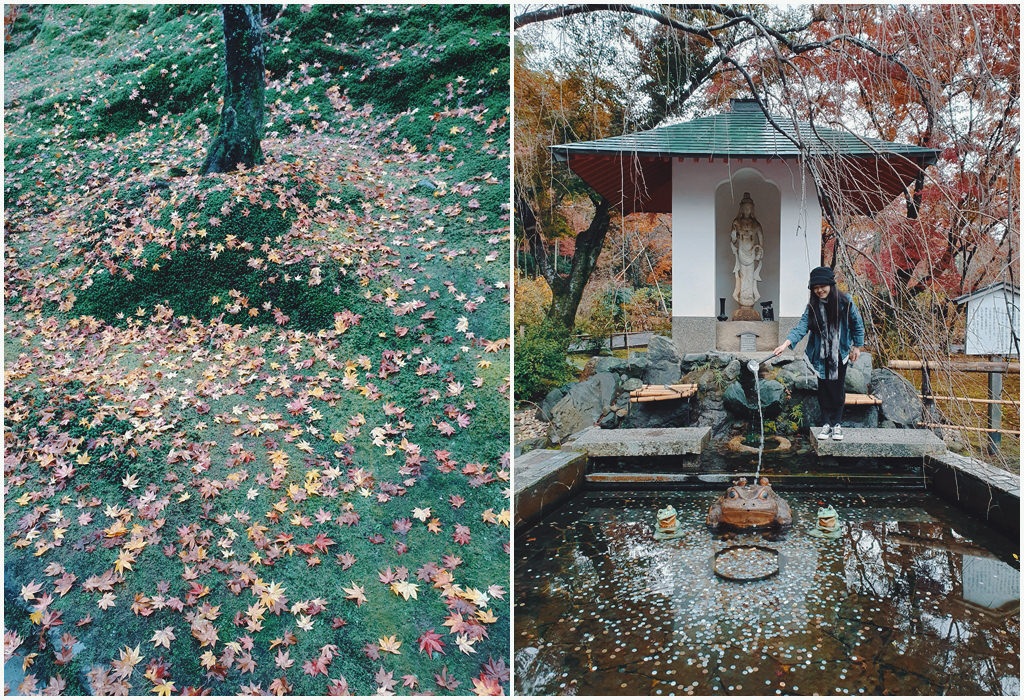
[[771, 266, 865, 441]]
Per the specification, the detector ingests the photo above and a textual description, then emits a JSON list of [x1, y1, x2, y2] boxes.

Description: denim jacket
[[786, 294, 865, 378]]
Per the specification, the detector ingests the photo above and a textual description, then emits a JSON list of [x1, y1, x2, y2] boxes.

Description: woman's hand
[[850, 346, 861, 363], [771, 340, 790, 357]]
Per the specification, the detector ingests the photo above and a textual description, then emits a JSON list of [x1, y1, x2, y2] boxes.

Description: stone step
[[811, 427, 946, 458], [587, 471, 926, 487], [514, 449, 587, 527], [562, 425, 711, 457]]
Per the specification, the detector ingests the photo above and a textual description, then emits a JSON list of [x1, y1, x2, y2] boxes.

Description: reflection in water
[[515, 490, 1019, 696]]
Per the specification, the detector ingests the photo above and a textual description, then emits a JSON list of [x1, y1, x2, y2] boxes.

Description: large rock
[[623, 352, 650, 378], [594, 356, 628, 375], [777, 356, 817, 391], [549, 372, 619, 440], [536, 386, 566, 421], [643, 335, 682, 385], [723, 358, 741, 381], [722, 379, 786, 418], [695, 397, 733, 438], [845, 353, 873, 394], [707, 351, 734, 368], [621, 377, 643, 393], [870, 368, 924, 427], [620, 398, 691, 429]]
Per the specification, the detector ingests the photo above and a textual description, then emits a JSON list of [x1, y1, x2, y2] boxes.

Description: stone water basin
[[515, 489, 1019, 696]]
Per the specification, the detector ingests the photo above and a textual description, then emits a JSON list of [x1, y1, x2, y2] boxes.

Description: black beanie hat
[[808, 266, 836, 289]]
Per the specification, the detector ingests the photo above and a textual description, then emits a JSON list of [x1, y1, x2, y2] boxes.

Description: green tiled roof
[[551, 99, 939, 162]]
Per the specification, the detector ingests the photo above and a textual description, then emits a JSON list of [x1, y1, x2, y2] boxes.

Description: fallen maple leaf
[[150, 626, 175, 650], [417, 629, 446, 659], [378, 634, 401, 655], [341, 582, 367, 606], [151, 679, 177, 696], [391, 580, 419, 601], [20, 581, 42, 602], [471, 675, 502, 696], [274, 649, 294, 670]]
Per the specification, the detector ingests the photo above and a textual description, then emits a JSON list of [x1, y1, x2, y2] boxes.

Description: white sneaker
[[817, 424, 832, 440], [832, 424, 843, 441]]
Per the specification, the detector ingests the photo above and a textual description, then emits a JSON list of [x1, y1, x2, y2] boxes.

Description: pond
[[515, 489, 1019, 696]]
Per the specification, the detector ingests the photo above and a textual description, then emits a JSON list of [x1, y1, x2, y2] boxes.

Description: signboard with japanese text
[[962, 286, 1019, 356]]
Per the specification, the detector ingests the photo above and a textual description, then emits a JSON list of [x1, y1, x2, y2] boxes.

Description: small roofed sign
[[738, 331, 758, 353], [953, 282, 1020, 356]]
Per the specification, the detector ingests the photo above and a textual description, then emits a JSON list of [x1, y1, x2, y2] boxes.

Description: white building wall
[[671, 158, 822, 319]]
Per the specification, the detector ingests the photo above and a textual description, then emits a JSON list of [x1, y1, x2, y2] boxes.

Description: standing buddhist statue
[[730, 192, 764, 321]]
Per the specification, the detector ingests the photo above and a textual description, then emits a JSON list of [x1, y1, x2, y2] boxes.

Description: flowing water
[[515, 489, 1019, 696], [749, 360, 765, 480]]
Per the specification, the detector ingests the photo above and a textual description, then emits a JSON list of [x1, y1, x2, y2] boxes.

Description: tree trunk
[[518, 190, 613, 331], [201, 4, 265, 175]]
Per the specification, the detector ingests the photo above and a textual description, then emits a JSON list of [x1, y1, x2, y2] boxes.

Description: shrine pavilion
[[550, 98, 940, 354]]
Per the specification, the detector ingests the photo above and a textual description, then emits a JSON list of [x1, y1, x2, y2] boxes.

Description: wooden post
[[988, 363, 1003, 454], [921, 363, 933, 423]]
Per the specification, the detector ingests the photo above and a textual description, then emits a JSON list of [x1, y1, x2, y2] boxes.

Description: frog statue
[[707, 477, 792, 530]]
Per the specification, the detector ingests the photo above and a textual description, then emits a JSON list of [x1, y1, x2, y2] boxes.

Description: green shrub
[[514, 320, 575, 402]]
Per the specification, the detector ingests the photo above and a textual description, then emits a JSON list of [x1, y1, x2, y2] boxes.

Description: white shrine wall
[[670, 157, 823, 354]]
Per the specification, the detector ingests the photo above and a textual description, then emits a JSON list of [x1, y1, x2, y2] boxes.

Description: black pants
[[817, 360, 848, 425]]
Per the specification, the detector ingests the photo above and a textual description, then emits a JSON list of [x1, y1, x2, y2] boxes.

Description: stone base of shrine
[[716, 321, 778, 351], [672, 316, 807, 355]]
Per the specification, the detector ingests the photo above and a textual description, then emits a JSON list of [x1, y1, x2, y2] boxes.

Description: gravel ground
[[514, 407, 550, 443]]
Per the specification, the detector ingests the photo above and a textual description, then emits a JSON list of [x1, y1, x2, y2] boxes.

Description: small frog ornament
[[808, 505, 842, 539], [654, 505, 684, 540]]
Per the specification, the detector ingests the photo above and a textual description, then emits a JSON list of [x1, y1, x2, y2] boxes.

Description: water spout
[[752, 363, 765, 480]]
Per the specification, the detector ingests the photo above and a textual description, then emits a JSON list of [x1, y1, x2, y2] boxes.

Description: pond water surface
[[515, 490, 1019, 696]]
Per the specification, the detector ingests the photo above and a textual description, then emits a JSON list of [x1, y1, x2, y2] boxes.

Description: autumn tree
[[514, 5, 821, 331], [201, 4, 266, 174]]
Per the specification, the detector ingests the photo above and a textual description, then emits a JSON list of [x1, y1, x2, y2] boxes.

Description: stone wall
[[531, 346, 929, 448]]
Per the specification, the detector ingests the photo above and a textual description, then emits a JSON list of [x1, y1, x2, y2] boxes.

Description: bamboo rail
[[845, 393, 882, 405], [920, 423, 1021, 436], [629, 383, 698, 403], [888, 359, 1019, 373], [920, 395, 1017, 406]]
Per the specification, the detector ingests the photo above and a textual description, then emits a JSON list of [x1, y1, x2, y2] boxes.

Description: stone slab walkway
[[811, 427, 946, 458], [514, 449, 587, 527], [562, 425, 711, 457]]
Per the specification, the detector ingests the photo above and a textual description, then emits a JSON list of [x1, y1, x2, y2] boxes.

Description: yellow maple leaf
[[390, 580, 419, 601], [378, 634, 401, 654], [200, 650, 218, 669], [151, 680, 177, 697], [341, 582, 367, 606]]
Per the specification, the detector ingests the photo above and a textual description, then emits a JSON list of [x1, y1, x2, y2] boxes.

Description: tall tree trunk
[[201, 4, 265, 175], [549, 197, 613, 329], [518, 189, 613, 331]]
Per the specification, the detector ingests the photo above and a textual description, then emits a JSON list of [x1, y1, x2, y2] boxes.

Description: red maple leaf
[[435, 665, 460, 691], [453, 524, 471, 545], [312, 532, 336, 553], [302, 656, 328, 677], [374, 667, 396, 692], [417, 629, 446, 659]]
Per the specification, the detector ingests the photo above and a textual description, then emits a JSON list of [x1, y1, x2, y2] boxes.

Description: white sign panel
[[964, 290, 1019, 356], [962, 554, 1019, 610]]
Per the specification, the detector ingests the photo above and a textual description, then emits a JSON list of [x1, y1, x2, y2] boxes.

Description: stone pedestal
[[731, 305, 762, 321], [715, 321, 778, 352]]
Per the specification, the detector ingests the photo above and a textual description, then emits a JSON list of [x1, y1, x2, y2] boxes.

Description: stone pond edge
[[513, 444, 1020, 536]]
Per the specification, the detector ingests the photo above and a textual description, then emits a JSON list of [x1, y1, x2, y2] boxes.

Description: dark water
[[515, 490, 1019, 696]]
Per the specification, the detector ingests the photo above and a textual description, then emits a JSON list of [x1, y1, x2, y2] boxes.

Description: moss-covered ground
[[4, 4, 510, 695]]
